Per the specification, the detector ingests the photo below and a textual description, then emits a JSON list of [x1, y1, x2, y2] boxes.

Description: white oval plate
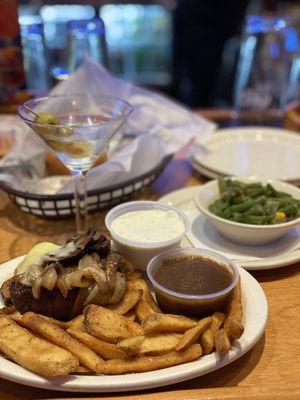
[[0, 256, 267, 392], [191, 127, 300, 182], [160, 186, 300, 270], [190, 157, 219, 180]]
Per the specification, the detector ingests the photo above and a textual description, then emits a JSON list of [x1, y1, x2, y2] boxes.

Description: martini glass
[[18, 94, 133, 233]]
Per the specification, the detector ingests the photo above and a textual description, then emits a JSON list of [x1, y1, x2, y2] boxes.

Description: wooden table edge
[[47, 383, 300, 400], [0, 109, 298, 400]]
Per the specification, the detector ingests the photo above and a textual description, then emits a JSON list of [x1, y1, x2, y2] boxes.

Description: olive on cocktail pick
[[35, 112, 73, 137], [36, 112, 60, 126]]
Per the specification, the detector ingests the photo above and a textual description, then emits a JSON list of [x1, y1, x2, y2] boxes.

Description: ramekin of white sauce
[[105, 201, 189, 270]]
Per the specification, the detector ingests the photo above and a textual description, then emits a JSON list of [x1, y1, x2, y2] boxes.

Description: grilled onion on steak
[[0, 229, 132, 320]]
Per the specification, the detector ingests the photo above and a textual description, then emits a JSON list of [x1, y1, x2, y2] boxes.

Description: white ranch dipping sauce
[[111, 209, 185, 243]]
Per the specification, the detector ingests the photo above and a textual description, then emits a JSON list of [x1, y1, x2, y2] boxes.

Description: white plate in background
[[191, 127, 300, 183]]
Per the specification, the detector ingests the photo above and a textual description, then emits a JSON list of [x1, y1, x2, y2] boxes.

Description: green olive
[[35, 112, 60, 125], [64, 142, 92, 158], [35, 112, 73, 137], [57, 126, 73, 137], [47, 140, 66, 153], [46, 140, 91, 158]]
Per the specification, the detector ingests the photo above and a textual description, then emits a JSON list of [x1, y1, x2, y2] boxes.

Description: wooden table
[[0, 111, 299, 400]]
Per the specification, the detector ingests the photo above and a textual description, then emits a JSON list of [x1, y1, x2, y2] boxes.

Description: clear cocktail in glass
[[18, 94, 133, 233]]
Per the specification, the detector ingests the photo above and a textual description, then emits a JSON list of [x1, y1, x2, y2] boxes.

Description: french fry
[[84, 304, 143, 343], [133, 333, 182, 356], [67, 328, 128, 360], [175, 317, 211, 351], [36, 314, 84, 330], [124, 309, 136, 322], [72, 365, 94, 375], [40, 315, 69, 329], [127, 279, 161, 313], [96, 344, 202, 374], [135, 298, 157, 322], [65, 314, 85, 330], [224, 279, 244, 340], [142, 313, 197, 334], [0, 317, 79, 376], [116, 335, 144, 356], [9, 315, 21, 322], [126, 271, 142, 281], [201, 312, 225, 354], [0, 306, 16, 315], [215, 328, 231, 356], [118, 333, 182, 356], [20, 312, 104, 373], [107, 289, 143, 315]]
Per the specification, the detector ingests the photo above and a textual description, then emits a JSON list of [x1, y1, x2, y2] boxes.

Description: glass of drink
[[67, 18, 109, 72], [18, 94, 133, 233], [233, 15, 294, 117]]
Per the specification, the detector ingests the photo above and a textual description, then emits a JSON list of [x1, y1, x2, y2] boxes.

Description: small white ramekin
[[105, 201, 189, 270]]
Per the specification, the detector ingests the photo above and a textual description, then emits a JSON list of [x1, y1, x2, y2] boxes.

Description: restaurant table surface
[[0, 110, 299, 400]]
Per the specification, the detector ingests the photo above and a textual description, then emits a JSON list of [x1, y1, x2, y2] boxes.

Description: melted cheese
[[15, 242, 62, 285]]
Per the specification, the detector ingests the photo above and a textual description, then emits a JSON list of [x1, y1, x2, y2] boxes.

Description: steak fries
[[0, 268, 244, 377], [0, 317, 79, 376]]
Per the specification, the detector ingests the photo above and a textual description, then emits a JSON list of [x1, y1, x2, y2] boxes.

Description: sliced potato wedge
[[215, 328, 231, 356], [127, 279, 161, 313], [20, 312, 104, 372], [118, 333, 182, 356], [201, 312, 225, 354], [0, 316, 79, 377], [224, 279, 244, 340], [135, 298, 157, 322], [107, 289, 143, 315], [142, 313, 197, 334], [175, 317, 211, 351], [67, 328, 128, 360], [84, 304, 143, 343], [96, 344, 202, 374]]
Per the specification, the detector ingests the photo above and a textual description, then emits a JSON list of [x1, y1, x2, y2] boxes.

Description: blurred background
[[2, 0, 300, 108]]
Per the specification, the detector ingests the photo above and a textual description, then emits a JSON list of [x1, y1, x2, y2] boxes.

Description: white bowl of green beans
[[195, 177, 300, 245]]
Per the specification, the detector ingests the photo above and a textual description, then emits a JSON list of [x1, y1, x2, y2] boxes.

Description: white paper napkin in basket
[[0, 58, 216, 195]]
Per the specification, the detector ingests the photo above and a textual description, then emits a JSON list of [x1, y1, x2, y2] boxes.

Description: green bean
[[230, 200, 253, 212], [231, 195, 251, 205], [209, 177, 300, 225], [244, 205, 265, 216], [279, 203, 299, 217], [264, 201, 279, 215], [232, 212, 243, 222], [253, 195, 267, 205], [241, 215, 267, 225], [231, 180, 247, 189], [218, 176, 228, 194], [220, 208, 233, 220], [266, 197, 291, 207], [273, 190, 292, 198], [246, 188, 266, 198], [265, 183, 277, 197], [209, 200, 227, 215], [242, 182, 262, 189]]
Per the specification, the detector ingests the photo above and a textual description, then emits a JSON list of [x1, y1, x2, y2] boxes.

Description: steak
[[9, 280, 80, 321], [0, 278, 13, 306]]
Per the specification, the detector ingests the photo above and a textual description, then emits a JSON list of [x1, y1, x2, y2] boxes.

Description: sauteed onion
[[12, 230, 128, 309]]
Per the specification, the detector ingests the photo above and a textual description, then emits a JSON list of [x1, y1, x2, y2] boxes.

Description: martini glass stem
[[72, 170, 88, 234]]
